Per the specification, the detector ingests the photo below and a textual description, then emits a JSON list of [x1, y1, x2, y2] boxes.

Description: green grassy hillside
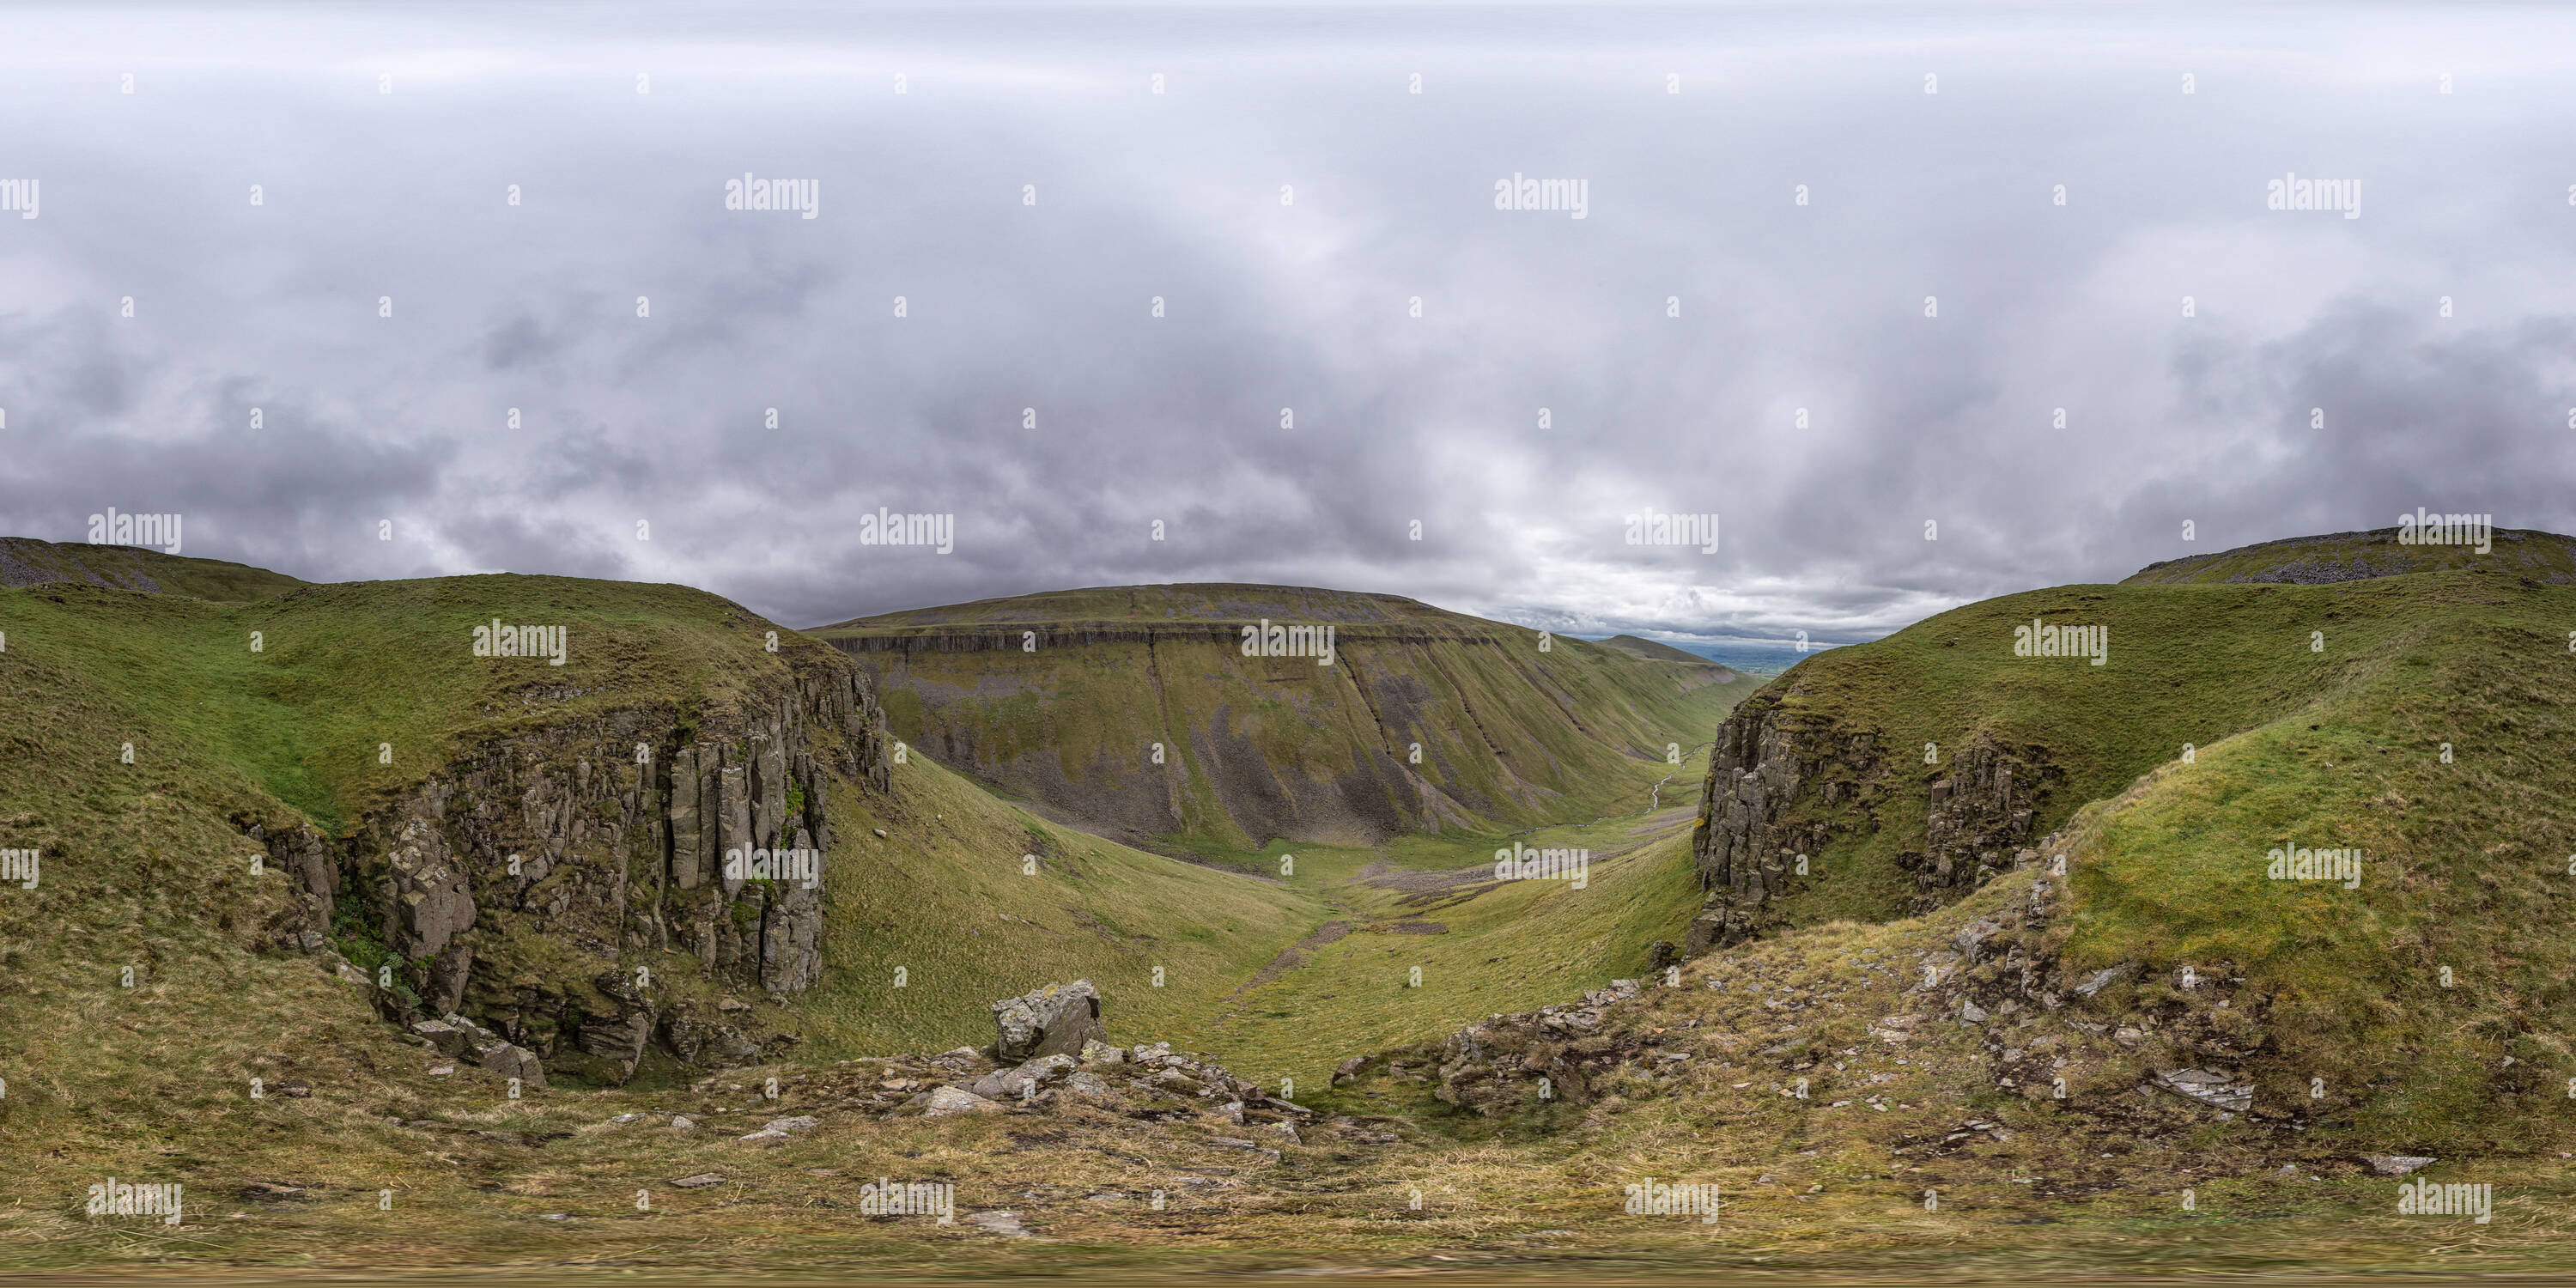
[[8, 538, 2576, 1278], [2125, 526, 2576, 585], [815, 583, 1744, 852], [1684, 551, 2576, 1156], [0, 536, 308, 604], [1597, 634, 1724, 666]]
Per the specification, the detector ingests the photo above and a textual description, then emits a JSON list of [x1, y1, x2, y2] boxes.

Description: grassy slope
[[1598, 634, 1723, 666], [791, 756, 1315, 1060], [820, 585, 1741, 851], [791, 745, 1735, 1094], [1190, 809, 1709, 1094], [2124, 526, 2576, 585], [1734, 577, 2444, 928], [1701, 562, 2576, 1153], [819, 582, 1485, 631], [0, 556, 1755, 1267], [0, 537, 308, 603], [9, 549, 2576, 1275]]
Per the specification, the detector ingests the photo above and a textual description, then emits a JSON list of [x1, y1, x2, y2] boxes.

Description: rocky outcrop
[[1432, 978, 1642, 1115], [1904, 743, 2056, 913], [257, 647, 891, 1085], [1685, 693, 1884, 953], [990, 980, 1104, 1062], [1683, 683, 2065, 951]]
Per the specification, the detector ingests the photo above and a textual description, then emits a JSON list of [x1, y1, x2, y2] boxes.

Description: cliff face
[[1684, 686, 2056, 954], [823, 623, 1735, 852], [258, 652, 891, 1084]]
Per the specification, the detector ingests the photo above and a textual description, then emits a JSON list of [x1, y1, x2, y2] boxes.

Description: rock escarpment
[[256, 650, 891, 1084], [1683, 685, 2057, 954]]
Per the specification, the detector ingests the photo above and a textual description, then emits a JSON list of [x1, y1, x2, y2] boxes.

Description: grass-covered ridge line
[[2124, 526, 2576, 586], [817, 582, 1745, 852]]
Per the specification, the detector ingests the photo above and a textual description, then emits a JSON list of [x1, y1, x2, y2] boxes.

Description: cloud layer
[[3, 3, 2569, 643]]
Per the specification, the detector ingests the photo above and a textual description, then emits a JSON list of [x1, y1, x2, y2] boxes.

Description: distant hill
[[0, 536, 307, 602], [823, 582, 1484, 633], [2124, 525, 2576, 585], [1596, 634, 1728, 669], [813, 583, 1747, 851]]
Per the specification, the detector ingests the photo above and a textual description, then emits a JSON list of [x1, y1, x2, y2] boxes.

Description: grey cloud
[[2, 3, 2570, 641]]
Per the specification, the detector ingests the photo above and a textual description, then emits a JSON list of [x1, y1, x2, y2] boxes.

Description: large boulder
[[990, 980, 1104, 1062]]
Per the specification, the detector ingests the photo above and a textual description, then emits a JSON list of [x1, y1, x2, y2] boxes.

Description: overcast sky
[[3, 3, 2572, 644]]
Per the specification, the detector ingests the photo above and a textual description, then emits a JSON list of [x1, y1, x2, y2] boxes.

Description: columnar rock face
[[1685, 693, 1880, 954], [1906, 743, 2052, 913], [258, 650, 891, 1085], [1683, 684, 2056, 953]]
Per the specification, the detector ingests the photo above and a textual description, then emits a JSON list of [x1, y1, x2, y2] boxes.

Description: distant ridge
[[0, 537, 306, 603], [2124, 526, 2576, 586], [820, 582, 1483, 634], [1598, 634, 1728, 669], [811, 581, 1747, 849]]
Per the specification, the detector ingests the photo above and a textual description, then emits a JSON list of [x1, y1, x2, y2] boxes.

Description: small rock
[[990, 980, 1105, 1063], [872, 828, 889, 839], [670, 1116, 697, 1130], [1079, 1039, 1126, 1066], [2152, 1067, 2253, 1113], [428, 1065, 455, 1077], [2363, 1154, 2436, 1176], [1210, 1100, 1245, 1126], [670, 1174, 726, 1189], [973, 1053, 1078, 1100], [1268, 1121, 1300, 1144], [411, 1019, 471, 1059], [2073, 963, 2139, 997], [738, 1115, 820, 1143], [717, 998, 751, 1012], [966, 1210, 1035, 1239], [1332, 1056, 1368, 1085], [1959, 1000, 1988, 1024], [923, 1086, 995, 1118]]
